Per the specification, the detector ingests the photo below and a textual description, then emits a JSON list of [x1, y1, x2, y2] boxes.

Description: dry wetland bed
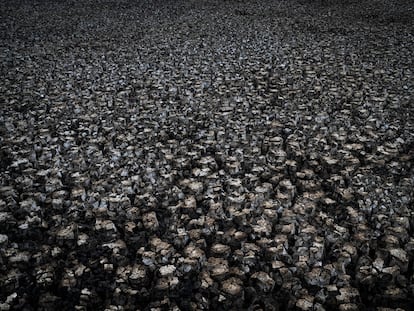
[[1, 0, 414, 310]]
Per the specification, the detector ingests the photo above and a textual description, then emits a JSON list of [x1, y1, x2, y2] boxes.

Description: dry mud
[[1, 0, 413, 310]]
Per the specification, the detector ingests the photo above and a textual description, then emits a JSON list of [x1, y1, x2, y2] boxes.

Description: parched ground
[[0, 0, 413, 310]]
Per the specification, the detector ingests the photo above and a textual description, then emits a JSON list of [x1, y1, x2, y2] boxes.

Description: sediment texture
[[1, 0, 413, 310]]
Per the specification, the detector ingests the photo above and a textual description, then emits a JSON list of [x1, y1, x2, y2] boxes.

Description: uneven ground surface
[[1, 0, 414, 310]]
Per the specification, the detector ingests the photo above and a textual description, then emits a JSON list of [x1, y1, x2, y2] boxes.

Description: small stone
[[159, 265, 176, 277], [389, 248, 408, 262], [305, 268, 330, 287], [8, 252, 30, 263], [156, 276, 179, 290], [252, 218, 272, 235], [0, 234, 8, 244], [323, 156, 339, 165], [77, 233, 89, 246], [102, 240, 126, 253], [188, 181, 204, 194], [336, 287, 359, 303], [185, 244, 205, 260], [104, 264, 113, 271], [208, 257, 229, 279], [296, 296, 314, 310], [339, 304, 359, 311], [56, 224, 76, 240], [221, 277, 243, 296], [183, 196, 197, 209], [129, 265, 147, 283], [201, 271, 214, 289], [6, 293, 17, 304], [71, 187, 86, 200], [95, 219, 117, 231], [142, 251, 156, 267], [143, 212, 159, 230], [211, 243, 231, 255], [322, 197, 336, 205], [18, 223, 29, 230], [251, 271, 275, 292]]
